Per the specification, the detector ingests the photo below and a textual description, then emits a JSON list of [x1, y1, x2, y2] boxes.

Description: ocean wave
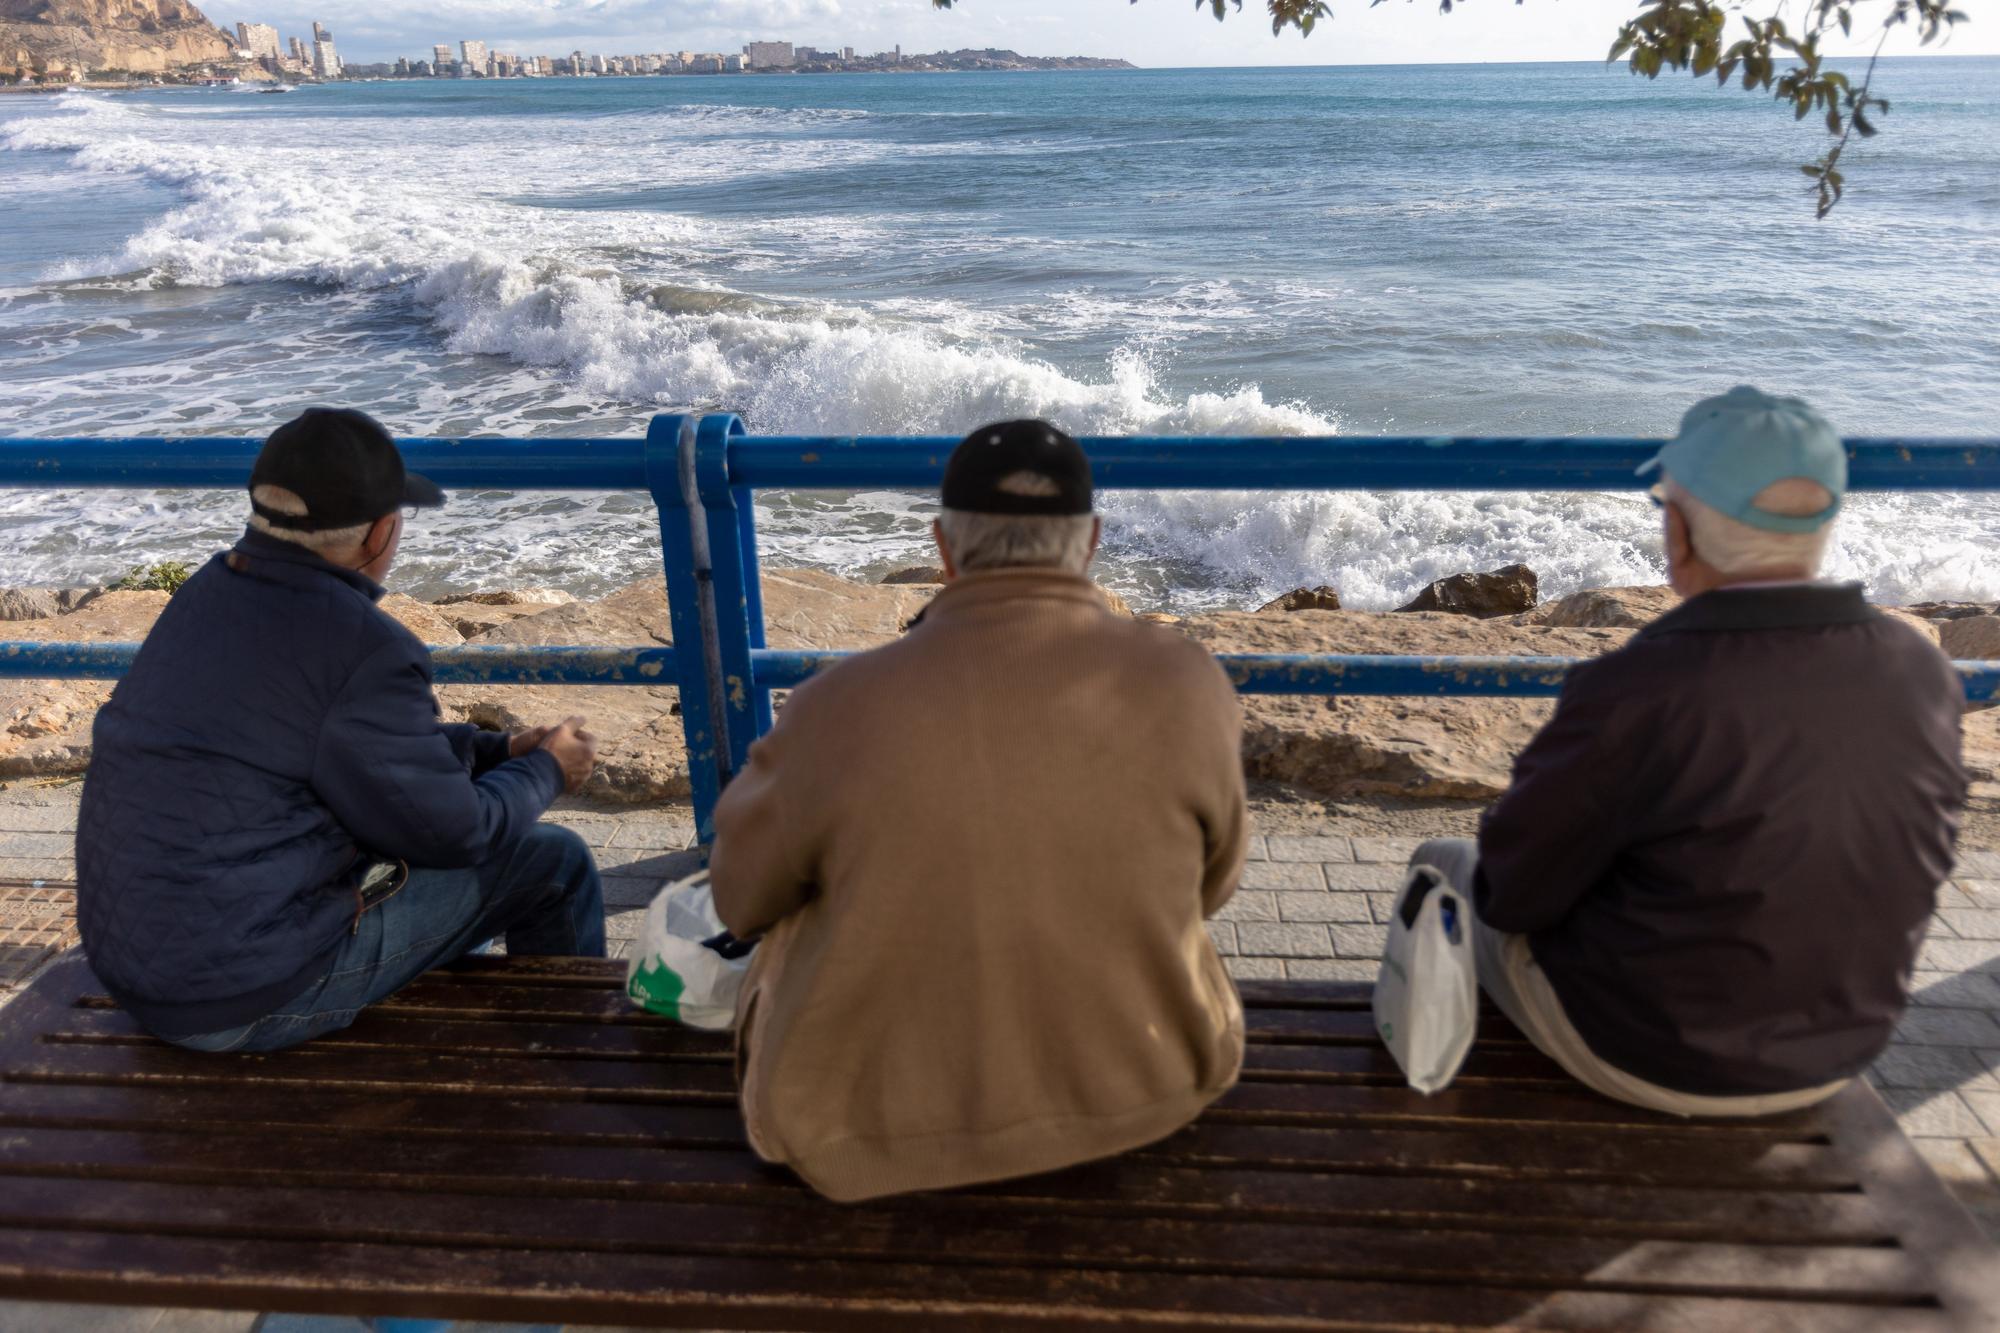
[[1, 94, 1332, 439]]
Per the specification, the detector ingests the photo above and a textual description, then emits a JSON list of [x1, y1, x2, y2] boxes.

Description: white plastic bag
[[1372, 864, 1478, 1095], [624, 870, 754, 1030]]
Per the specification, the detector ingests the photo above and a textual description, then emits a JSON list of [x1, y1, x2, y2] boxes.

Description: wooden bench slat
[[0, 1225, 1958, 1332], [0, 1054, 1827, 1137], [0, 1084, 1895, 1244], [24, 1027, 1578, 1093], [0, 1088, 1854, 1193], [0, 1175, 1936, 1301]]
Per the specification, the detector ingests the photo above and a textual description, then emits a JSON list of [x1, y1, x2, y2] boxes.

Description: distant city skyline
[[229, 0, 1995, 69]]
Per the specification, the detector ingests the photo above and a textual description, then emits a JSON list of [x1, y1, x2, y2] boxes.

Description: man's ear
[[363, 512, 398, 561], [1662, 501, 1689, 568], [933, 519, 957, 580], [1087, 516, 1102, 563]]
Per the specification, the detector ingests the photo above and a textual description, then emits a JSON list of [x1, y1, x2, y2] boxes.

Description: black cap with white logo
[[248, 408, 445, 532], [940, 419, 1093, 516]]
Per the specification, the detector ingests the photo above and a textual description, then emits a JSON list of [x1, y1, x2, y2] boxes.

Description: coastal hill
[[887, 48, 1135, 72], [0, 0, 232, 81]]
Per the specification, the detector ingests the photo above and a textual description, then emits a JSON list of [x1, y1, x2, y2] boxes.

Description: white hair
[[248, 485, 372, 553], [1662, 474, 1834, 578], [937, 506, 1097, 575]]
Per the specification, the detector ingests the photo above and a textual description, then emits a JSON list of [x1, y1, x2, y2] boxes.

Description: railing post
[[692, 412, 766, 776], [646, 412, 727, 847]]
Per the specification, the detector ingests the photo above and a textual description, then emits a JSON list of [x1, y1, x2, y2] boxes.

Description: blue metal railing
[[5, 419, 1998, 843]]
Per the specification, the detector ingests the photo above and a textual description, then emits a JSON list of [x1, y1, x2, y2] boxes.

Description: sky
[[229, 0, 1997, 68]]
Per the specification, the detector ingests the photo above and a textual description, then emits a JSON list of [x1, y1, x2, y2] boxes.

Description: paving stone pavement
[[6, 786, 2000, 1243]]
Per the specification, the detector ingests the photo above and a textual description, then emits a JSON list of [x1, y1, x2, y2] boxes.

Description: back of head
[[936, 419, 1097, 575], [247, 408, 443, 554], [1641, 387, 1845, 581]]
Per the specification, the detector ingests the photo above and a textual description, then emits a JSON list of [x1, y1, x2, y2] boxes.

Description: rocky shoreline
[[5, 565, 1998, 812]]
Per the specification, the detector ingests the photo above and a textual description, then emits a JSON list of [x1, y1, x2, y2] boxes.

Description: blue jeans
[[169, 824, 606, 1054]]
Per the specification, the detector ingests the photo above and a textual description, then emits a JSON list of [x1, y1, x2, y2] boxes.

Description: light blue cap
[[1637, 386, 1845, 534]]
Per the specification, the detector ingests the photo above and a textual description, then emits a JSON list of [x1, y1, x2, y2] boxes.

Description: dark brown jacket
[[1476, 583, 1966, 1096]]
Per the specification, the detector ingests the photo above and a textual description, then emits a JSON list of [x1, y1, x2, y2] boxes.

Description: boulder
[[1099, 585, 1134, 617], [443, 603, 555, 641], [377, 594, 464, 646], [1904, 602, 1996, 623], [56, 587, 106, 614], [1397, 564, 1539, 618], [1880, 608, 1942, 647], [1138, 613, 1183, 627], [0, 591, 169, 779], [1255, 585, 1342, 614], [0, 588, 60, 622], [1179, 609, 1631, 800], [433, 588, 576, 608], [879, 566, 947, 586], [1525, 586, 1678, 629], [1942, 615, 2000, 660]]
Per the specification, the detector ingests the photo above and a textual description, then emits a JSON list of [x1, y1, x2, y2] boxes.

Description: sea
[[1, 59, 1996, 611]]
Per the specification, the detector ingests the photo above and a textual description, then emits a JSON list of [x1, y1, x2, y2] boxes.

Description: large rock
[[442, 603, 557, 641], [0, 588, 60, 622], [1941, 615, 2000, 660], [1397, 564, 1539, 618], [1256, 585, 1342, 614], [1180, 609, 1630, 800], [1, 591, 169, 779], [879, 566, 946, 586], [377, 594, 464, 646], [433, 588, 575, 608], [1526, 586, 1678, 629]]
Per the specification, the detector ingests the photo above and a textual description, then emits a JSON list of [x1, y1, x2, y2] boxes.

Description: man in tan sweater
[[710, 419, 1248, 1203]]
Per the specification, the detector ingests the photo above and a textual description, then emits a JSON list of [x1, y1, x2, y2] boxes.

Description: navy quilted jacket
[[76, 528, 564, 1037]]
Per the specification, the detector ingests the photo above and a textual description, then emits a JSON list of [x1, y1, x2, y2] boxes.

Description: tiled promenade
[[4, 786, 2000, 1329]]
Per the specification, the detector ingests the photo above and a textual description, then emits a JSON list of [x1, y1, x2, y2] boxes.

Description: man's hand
[[538, 716, 597, 794], [508, 725, 553, 758]]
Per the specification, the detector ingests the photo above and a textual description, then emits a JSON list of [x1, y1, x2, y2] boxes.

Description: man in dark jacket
[[77, 408, 605, 1053], [1411, 387, 1966, 1115]]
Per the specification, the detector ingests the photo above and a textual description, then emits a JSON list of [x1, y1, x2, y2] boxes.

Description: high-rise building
[[310, 37, 340, 78], [432, 44, 453, 74], [589, 54, 608, 74], [312, 22, 333, 44], [234, 22, 281, 61], [570, 50, 587, 76], [742, 41, 793, 69], [459, 40, 488, 76], [288, 36, 308, 63]]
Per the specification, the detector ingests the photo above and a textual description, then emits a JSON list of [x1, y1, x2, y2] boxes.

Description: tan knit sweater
[[709, 567, 1248, 1202]]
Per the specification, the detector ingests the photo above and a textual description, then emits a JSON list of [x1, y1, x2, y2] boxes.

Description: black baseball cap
[[248, 408, 445, 531], [941, 419, 1093, 516]]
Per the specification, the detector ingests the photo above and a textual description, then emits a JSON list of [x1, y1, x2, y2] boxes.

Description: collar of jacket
[[1640, 581, 1875, 639], [228, 527, 386, 603], [917, 567, 1107, 625]]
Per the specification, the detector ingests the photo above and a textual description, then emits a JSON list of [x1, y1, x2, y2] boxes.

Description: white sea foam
[[2, 87, 1997, 611]]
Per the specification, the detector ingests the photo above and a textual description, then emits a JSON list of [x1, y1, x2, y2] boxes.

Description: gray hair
[[1662, 475, 1834, 579], [248, 485, 372, 553], [936, 508, 1097, 575]]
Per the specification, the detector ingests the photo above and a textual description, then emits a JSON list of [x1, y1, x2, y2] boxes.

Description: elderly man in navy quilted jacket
[[76, 409, 606, 1053]]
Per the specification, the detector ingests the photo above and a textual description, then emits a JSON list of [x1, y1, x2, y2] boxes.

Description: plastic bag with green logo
[[624, 869, 754, 1030]]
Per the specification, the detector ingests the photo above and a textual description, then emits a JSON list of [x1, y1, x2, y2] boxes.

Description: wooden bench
[[0, 953, 1995, 1330]]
